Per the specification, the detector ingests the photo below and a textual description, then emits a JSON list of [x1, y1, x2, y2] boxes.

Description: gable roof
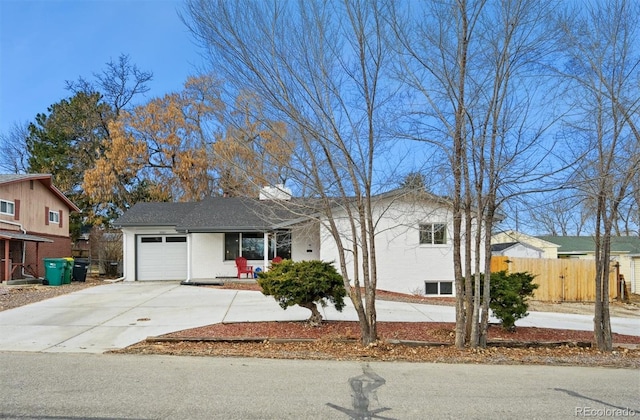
[[537, 236, 640, 255], [115, 197, 302, 232], [491, 242, 519, 252], [490, 241, 543, 253], [0, 174, 80, 212], [493, 230, 560, 249]]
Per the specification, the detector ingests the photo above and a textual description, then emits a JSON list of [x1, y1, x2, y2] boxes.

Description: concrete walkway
[[0, 282, 638, 354]]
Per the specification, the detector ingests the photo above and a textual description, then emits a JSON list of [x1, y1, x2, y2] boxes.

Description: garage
[[136, 235, 187, 281]]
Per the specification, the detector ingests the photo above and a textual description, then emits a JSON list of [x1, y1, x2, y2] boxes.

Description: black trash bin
[[72, 258, 90, 282]]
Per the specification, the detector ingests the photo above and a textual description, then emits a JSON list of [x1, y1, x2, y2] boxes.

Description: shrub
[[487, 270, 538, 331], [257, 260, 346, 326]]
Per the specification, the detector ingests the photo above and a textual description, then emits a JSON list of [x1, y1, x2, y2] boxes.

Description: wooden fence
[[490, 256, 617, 302]]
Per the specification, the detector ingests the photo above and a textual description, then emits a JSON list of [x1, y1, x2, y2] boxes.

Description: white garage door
[[137, 235, 187, 281]]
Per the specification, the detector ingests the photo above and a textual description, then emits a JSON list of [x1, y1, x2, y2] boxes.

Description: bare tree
[[66, 54, 153, 118], [0, 122, 30, 173], [183, 0, 398, 345], [391, 0, 561, 347], [526, 191, 594, 236], [556, 0, 640, 351]]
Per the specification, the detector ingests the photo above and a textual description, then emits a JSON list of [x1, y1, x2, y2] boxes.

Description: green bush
[[487, 270, 538, 331], [257, 260, 346, 325]]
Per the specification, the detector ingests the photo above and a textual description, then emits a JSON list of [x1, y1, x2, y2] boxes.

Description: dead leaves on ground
[[115, 320, 640, 368]]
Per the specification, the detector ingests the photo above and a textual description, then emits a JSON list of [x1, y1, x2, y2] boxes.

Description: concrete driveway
[[0, 281, 638, 354]]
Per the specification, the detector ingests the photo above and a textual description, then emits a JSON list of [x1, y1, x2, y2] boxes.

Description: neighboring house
[[492, 230, 560, 258], [116, 187, 480, 296], [490, 242, 543, 259], [0, 174, 80, 281], [492, 230, 640, 294]]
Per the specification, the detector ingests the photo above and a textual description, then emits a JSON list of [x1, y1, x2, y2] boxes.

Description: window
[[425, 281, 453, 296], [419, 223, 447, 245], [0, 200, 14, 216], [241, 233, 264, 260], [225, 231, 292, 260], [273, 231, 292, 260], [225, 233, 240, 260], [141, 237, 162, 243], [166, 236, 187, 243], [49, 210, 60, 224]]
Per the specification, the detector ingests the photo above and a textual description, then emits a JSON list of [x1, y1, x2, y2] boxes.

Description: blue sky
[[0, 0, 204, 135]]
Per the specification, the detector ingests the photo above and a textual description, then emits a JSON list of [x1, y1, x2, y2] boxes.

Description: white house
[[490, 242, 544, 259], [491, 230, 560, 258], [116, 188, 481, 296]]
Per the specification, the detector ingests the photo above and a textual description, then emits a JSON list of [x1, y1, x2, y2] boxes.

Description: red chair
[[235, 257, 254, 279], [272, 256, 283, 264]]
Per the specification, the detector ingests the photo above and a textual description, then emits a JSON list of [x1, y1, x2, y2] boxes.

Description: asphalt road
[[1, 353, 638, 419]]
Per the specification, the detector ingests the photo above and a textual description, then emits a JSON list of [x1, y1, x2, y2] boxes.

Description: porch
[[0, 230, 53, 283]]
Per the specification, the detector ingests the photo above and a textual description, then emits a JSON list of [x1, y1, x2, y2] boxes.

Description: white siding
[[631, 257, 640, 294], [190, 233, 232, 279], [291, 222, 320, 261], [319, 197, 481, 295]]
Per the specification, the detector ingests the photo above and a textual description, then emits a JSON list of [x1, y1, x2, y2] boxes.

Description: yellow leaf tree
[[85, 75, 293, 217], [215, 91, 293, 197]]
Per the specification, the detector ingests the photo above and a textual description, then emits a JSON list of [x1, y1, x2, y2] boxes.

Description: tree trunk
[[593, 216, 613, 351], [453, 0, 470, 350], [299, 302, 323, 327]]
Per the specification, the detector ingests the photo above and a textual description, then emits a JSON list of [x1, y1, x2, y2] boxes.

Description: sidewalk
[[0, 282, 637, 354]]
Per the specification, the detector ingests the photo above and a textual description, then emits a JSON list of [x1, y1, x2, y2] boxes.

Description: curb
[[143, 336, 640, 349]]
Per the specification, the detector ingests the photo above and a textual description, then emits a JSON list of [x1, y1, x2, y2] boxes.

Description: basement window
[[425, 281, 453, 296]]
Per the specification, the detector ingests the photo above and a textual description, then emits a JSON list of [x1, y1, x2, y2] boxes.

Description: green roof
[[536, 236, 640, 254]]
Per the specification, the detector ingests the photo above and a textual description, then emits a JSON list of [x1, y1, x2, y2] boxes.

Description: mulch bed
[[158, 320, 640, 345], [117, 321, 640, 367]]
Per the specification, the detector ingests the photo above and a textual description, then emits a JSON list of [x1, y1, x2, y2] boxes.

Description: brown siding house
[[0, 174, 80, 280]]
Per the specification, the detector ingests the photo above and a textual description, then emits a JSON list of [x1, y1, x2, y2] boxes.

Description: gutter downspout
[[0, 220, 29, 278]]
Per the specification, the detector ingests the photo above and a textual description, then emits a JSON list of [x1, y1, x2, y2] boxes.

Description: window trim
[[0, 199, 15, 216], [48, 210, 60, 225], [419, 223, 447, 245]]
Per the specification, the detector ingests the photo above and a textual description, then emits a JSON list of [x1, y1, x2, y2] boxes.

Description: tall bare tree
[[66, 54, 153, 119], [556, 0, 640, 351], [183, 0, 398, 345], [391, 0, 560, 347], [0, 122, 30, 173], [525, 191, 594, 236]]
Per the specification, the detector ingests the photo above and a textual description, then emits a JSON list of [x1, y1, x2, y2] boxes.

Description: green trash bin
[[44, 258, 66, 286], [63, 258, 74, 284]]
